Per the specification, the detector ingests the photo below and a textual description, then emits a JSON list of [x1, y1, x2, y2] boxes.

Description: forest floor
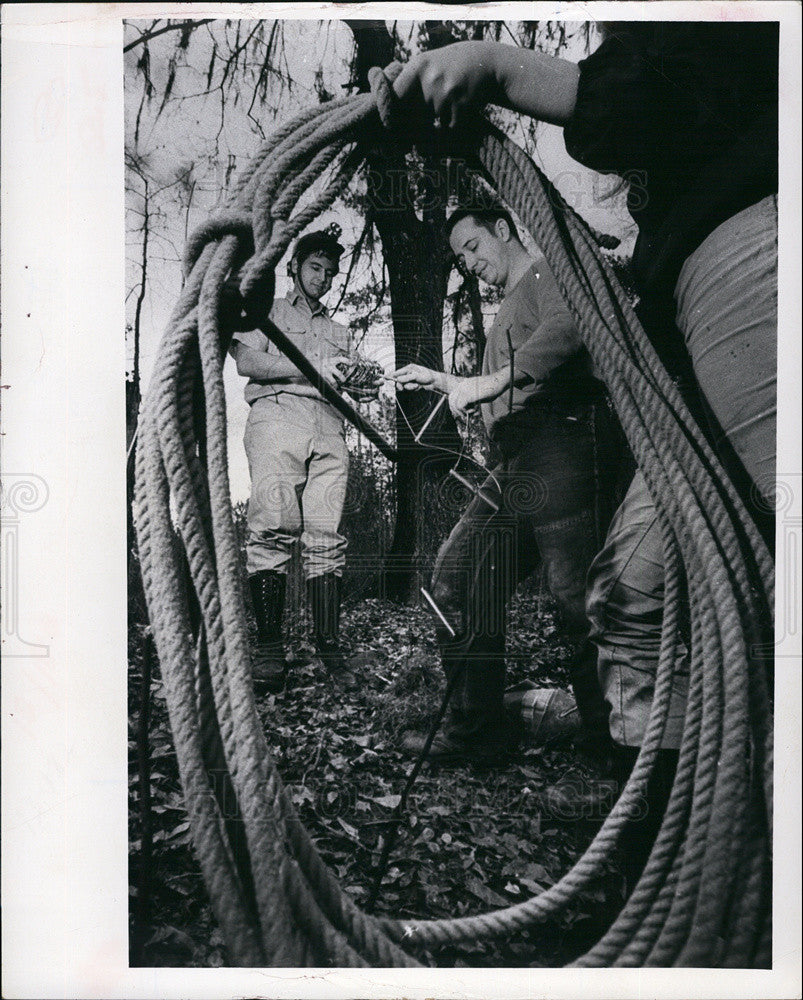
[[128, 590, 626, 968]]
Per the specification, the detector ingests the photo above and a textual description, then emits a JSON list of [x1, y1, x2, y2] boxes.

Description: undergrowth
[[129, 590, 624, 968]]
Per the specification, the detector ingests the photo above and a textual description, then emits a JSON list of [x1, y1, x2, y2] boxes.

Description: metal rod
[[365, 653, 464, 911], [420, 586, 456, 637], [505, 326, 515, 416], [260, 315, 398, 462], [413, 391, 448, 443], [448, 468, 500, 512]]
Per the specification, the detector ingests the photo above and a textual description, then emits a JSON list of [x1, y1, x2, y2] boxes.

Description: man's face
[[449, 216, 511, 288], [295, 251, 338, 302]]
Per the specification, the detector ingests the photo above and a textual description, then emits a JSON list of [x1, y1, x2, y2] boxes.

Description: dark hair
[[445, 206, 520, 244]]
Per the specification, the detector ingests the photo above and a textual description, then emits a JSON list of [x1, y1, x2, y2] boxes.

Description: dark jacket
[[563, 22, 778, 372]]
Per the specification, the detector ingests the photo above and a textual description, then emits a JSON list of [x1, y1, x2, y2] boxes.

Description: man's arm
[[446, 268, 584, 418], [445, 367, 527, 418], [392, 41, 580, 129], [510, 266, 584, 387], [391, 364, 458, 394], [233, 340, 354, 388], [231, 339, 307, 383], [392, 363, 515, 418]]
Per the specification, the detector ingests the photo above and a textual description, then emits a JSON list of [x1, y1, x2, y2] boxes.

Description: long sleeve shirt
[[480, 261, 603, 436], [232, 287, 351, 406], [563, 22, 778, 370]]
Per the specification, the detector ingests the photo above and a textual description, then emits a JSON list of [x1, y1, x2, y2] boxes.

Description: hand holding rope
[[133, 61, 773, 968]]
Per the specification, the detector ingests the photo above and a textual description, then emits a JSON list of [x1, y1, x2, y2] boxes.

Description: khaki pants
[[243, 393, 348, 579], [585, 471, 690, 748], [587, 196, 777, 748]]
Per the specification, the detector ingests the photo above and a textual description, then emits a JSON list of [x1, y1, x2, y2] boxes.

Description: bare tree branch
[[124, 18, 215, 53], [132, 171, 149, 406], [332, 217, 372, 314]]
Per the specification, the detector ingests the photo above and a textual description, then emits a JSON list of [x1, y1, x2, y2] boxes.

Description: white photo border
[[2, 3, 800, 998]]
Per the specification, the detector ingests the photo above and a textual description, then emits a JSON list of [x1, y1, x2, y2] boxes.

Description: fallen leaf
[[336, 817, 360, 841], [369, 793, 401, 810], [465, 876, 510, 909]]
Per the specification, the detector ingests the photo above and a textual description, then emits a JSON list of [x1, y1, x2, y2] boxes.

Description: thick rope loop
[[134, 66, 773, 967], [368, 61, 403, 131], [183, 211, 255, 277]]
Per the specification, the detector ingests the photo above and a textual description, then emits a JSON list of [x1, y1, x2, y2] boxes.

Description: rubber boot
[[401, 630, 513, 766], [307, 573, 346, 672], [247, 570, 288, 693], [567, 639, 615, 768]]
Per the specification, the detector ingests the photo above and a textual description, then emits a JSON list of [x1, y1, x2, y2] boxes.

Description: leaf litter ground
[[129, 590, 626, 967]]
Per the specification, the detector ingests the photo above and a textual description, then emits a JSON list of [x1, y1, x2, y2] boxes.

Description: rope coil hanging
[[133, 65, 774, 967]]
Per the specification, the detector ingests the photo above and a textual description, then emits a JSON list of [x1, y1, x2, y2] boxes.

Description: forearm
[[234, 344, 304, 383], [470, 369, 513, 403], [416, 369, 459, 393], [394, 365, 459, 393], [448, 367, 516, 417], [440, 371, 461, 394], [490, 44, 580, 126]]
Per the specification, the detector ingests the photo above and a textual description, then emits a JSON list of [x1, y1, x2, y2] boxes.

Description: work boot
[[401, 724, 514, 767], [503, 682, 582, 746], [247, 570, 288, 693], [402, 628, 514, 765], [307, 573, 346, 672], [566, 640, 616, 768]]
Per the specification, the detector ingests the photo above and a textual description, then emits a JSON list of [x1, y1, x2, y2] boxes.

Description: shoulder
[[578, 22, 775, 92], [232, 328, 269, 352], [531, 257, 560, 291], [270, 296, 311, 333], [518, 260, 572, 326], [269, 296, 294, 321], [516, 261, 560, 311], [489, 268, 539, 338]]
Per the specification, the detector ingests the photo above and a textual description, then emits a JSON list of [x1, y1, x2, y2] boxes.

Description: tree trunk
[[465, 273, 486, 364], [127, 171, 149, 611], [347, 20, 462, 601]]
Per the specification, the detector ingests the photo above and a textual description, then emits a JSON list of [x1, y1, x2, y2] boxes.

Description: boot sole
[[402, 734, 517, 767]]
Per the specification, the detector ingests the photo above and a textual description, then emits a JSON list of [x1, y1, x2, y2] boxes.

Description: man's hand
[[392, 364, 453, 393], [320, 356, 351, 386], [345, 385, 380, 404], [392, 41, 580, 129], [448, 377, 485, 419], [448, 370, 510, 418], [335, 357, 383, 403], [392, 42, 499, 129]]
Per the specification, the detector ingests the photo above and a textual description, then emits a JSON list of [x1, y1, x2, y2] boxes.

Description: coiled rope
[[133, 64, 774, 967]]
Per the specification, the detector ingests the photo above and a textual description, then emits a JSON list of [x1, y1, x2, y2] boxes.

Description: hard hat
[[291, 230, 344, 268]]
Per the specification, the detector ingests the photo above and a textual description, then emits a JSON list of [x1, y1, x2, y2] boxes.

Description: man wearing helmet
[[227, 230, 376, 691]]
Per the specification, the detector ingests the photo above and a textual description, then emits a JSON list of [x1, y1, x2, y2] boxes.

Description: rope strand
[[133, 68, 773, 967]]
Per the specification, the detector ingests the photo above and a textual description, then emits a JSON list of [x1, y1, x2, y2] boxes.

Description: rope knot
[[183, 210, 255, 278], [368, 62, 403, 131]]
